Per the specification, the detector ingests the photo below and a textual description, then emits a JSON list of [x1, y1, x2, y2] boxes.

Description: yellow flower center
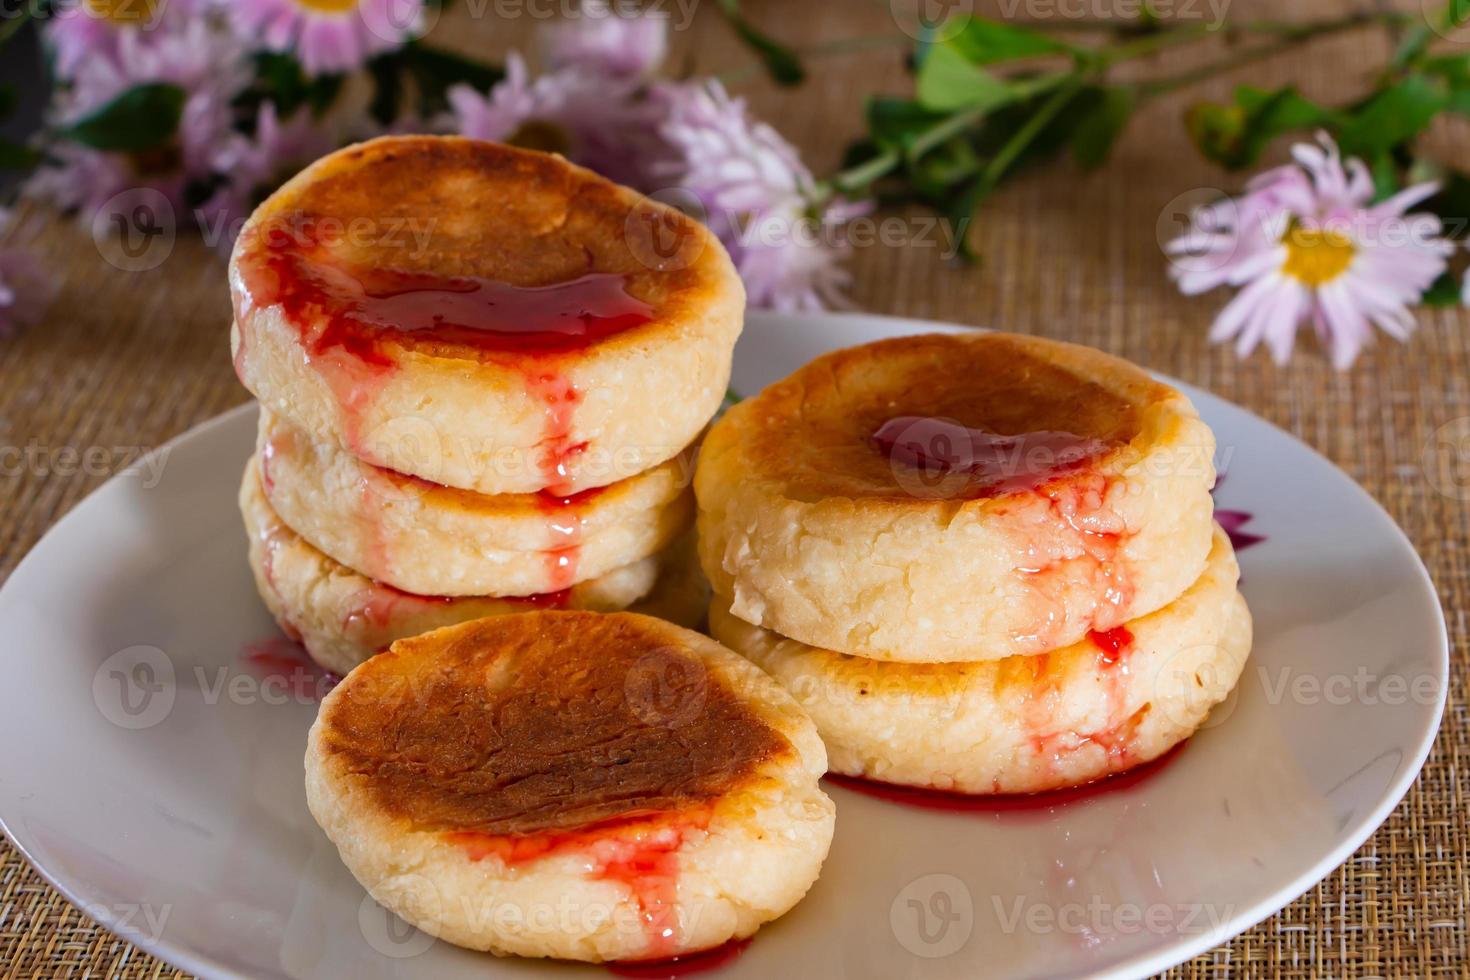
[[84, 0, 159, 25], [292, 0, 362, 13], [1280, 222, 1355, 287]]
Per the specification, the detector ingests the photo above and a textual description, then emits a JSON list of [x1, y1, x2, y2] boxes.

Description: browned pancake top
[[734, 332, 1166, 502], [235, 136, 731, 362], [317, 611, 792, 836]]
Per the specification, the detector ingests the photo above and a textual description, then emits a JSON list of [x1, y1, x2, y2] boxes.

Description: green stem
[[906, 72, 1075, 160], [1140, 12, 1383, 96], [982, 75, 1086, 187], [831, 9, 1398, 194]]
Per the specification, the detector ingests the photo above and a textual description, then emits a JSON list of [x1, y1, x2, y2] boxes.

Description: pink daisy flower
[[198, 102, 336, 253], [540, 0, 668, 78], [1167, 131, 1453, 369], [733, 201, 863, 312], [227, 0, 427, 76], [447, 53, 658, 188], [43, 0, 208, 80], [656, 79, 866, 311], [30, 13, 250, 220]]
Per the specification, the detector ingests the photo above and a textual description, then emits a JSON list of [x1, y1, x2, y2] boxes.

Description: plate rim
[[0, 310, 1449, 980]]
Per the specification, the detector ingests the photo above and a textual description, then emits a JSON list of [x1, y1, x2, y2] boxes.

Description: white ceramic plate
[[0, 312, 1446, 980]]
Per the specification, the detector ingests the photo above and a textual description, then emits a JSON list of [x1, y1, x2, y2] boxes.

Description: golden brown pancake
[[305, 612, 834, 962], [316, 613, 791, 836], [239, 459, 706, 676], [255, 407, 694, 597], [696, 332, 1218, 662], [740, 332, 1150, 503], [231, 136, 743, 495]]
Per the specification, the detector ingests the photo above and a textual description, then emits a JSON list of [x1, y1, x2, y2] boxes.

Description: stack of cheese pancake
[[231, 136, 742, 676], [702, 332, 1253, 795]]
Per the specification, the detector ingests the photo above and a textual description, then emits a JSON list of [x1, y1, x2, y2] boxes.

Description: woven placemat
[[2, 1, 1466, 976]]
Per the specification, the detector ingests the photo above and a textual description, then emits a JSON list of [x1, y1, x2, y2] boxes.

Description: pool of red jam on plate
[[240, 635, 340, 700], [607, 937, 752, 978], [449, 808, 712, 960]]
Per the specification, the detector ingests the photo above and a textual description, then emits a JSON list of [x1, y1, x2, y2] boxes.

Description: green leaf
[[1365, 151, 1402, 203], [241, 52, 343, 118], [0, 139, 39, 170], [1071, 86, 1134, 169], [1336, 75, 1448, 157], [63, 83, 186, 152], [945, 16, 1068, 65], [1186, 86, 1338, 169], [1422, 169, 1470, 239], [716, 0, 804, 87], [908, 137, 981, 197], [866, 97, 948, 149], [943, 175, 989, 263], [1399, 0, 1470, 68], [402, 42, 504, 116], [1421, 271, 1463, 306], [916, 44, 1015, 111]]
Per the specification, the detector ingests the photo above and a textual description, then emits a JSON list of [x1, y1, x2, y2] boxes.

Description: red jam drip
[[236, 225, 651, 496], [871, 416, 1113, 497], [342, 580, 454, 632], [608, 937, 753, 978], [1088, 625, 1134, 665], [823, 741, 1186, 816], [240, 636, 340, 700], [238, 230, 653, 356], [535, 485, 603, 590], [450, 808, 711, 959]]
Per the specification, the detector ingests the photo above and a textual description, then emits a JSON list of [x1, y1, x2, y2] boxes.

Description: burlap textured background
[[2, 1, 1466, 975]]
